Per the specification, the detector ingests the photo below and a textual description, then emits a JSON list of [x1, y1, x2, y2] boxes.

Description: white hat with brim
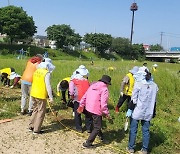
[[153, 64, 158, 67], [9, 72, 21, 80], [129, 66, 139, 74], [76, 68, 89, 76], [37, 58, 55, 73]]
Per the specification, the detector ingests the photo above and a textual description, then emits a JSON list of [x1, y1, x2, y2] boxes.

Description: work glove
[[77, 106, 84, 114], [120, 92, 123, 97], [56, 91, 60, 96], [126, 109, 132, 117]]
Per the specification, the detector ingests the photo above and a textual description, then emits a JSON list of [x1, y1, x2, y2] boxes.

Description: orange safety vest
[[21, 61, 39, 83], [72, 79, 90, 101]]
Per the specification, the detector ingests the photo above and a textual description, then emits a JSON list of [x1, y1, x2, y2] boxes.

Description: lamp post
[[130, 2, 138, 45]]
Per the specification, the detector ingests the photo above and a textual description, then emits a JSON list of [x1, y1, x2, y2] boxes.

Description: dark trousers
[[74, 101, 92, 131], [87, 113, 103, 144], [117, 94, 131, 109], [61, 90, 70, 104]]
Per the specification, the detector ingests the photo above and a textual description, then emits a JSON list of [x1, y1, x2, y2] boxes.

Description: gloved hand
[[126, 109, 132, 117], [56, 91, 60, 96], [77, 106, 84, 114], [120, 92, 123, 97]]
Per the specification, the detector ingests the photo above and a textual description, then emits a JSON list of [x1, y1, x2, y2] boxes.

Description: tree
[[83, 33, 112, 54], [0, 6, 37, 44], [131, 44, 145, 60], [111, 37, 131, 55], [46, 24, 81, 49], [150, 44, 163, 51]]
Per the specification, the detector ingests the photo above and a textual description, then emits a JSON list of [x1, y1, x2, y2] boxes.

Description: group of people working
[[0, 55, 158, 154], [54, 61, 159, 154]]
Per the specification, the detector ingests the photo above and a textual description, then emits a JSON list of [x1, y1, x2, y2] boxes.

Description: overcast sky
[[1, 0, 180, 50]]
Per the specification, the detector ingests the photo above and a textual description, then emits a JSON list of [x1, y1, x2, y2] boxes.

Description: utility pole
[[160, 32, 164, 47], [8, 0, 10, 6], [130, 2, 138, 45]]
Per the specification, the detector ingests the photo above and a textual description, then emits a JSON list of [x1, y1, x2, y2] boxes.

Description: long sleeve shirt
[[131, 80, 158, 121]]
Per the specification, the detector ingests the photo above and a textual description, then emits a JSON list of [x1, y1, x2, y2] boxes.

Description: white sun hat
[[76, 65, 89, 76], [37, 58, 55, 73], [153, 64, 158, 67]]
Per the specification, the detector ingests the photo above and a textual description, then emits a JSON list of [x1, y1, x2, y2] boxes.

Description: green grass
[[0, 58, 179, 154]]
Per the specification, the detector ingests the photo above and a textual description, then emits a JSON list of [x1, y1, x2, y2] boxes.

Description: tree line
[[0, 6, 163, 60]]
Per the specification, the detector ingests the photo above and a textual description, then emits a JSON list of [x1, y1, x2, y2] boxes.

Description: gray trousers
[[21, 83, 33, 112], [29, 97, 46, 132]]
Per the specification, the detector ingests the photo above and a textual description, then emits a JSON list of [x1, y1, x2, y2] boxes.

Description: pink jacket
[[79, 81, 110, 116]]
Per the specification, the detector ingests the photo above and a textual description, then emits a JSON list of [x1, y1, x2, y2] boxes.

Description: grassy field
[[0, 58, 180, 154]]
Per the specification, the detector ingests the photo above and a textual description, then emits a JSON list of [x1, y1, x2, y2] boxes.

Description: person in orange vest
[[0, 67, 15, 86], [115, 66, 139, 113], [29, 58, 55, 134], [69, 65, 92, 132], [20, 54, 43, 115]]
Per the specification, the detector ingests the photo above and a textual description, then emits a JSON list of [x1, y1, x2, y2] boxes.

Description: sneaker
[[83, 142, 93, 148], [139, 149, 148, 154], [126, 147, 134, 154], [87, 129, 91, 133], [115, 106, 119, 113], [27, 111, 33, 116], [98, 135, 104, 142], [28, 127, 34, 132], [33, 130, 44, 135], [21, 109, 26, 115]]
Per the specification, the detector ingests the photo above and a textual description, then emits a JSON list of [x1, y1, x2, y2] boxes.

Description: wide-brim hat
[[153, 64, 158, 67], [76, 65, 89, 76], [37, 58, 55, 73], [9, 72, 21, 79], [99, 75, 111, 85], [129, 66, 139, 74], [76, 68, 89, 76]]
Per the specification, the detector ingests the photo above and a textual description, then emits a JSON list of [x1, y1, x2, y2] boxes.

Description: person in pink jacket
[[77, 75, 111, 148]]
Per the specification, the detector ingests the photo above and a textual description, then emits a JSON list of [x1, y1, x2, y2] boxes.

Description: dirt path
[[0, 115, 119, 154]]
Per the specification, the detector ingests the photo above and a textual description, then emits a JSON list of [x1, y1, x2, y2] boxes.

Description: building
[[143, 44, 150, 51]]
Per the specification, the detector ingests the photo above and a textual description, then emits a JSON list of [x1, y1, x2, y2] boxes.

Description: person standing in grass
[[20, 54, 43, 115], [152, 64, 158, 73], [77, 75, 111, 148], [126, 71, 158, 154], [56, 77, 71, 105], [29, 58, 55, 134], [115, 66, 139, 113], [69, 65, 91, 132]]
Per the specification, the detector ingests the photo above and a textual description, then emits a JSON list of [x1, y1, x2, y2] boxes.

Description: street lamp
[[130, 2, 138, 44]]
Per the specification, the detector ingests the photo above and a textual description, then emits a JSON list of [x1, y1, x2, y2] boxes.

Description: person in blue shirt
[[126, 71, 158, 154]]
